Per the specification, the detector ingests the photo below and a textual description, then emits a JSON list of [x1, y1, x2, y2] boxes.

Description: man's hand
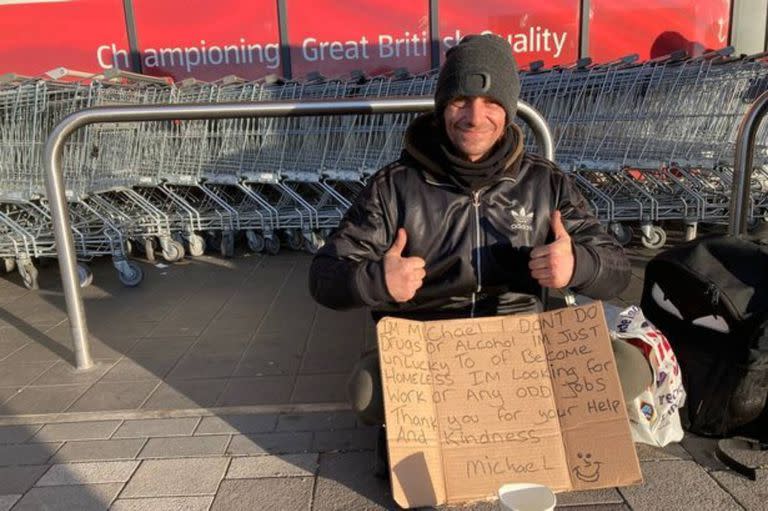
[[529, 210, 575, 289], [383, 228, 426, 302]]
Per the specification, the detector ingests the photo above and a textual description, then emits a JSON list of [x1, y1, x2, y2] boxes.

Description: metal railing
[[44, 98, 555, 370], [730, 90, 768, 236]]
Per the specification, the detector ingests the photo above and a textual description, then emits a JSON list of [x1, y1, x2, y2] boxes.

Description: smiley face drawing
[[572, 452, 603, 483]]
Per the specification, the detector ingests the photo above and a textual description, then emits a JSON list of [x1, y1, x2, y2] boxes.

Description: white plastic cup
[[498, 483, 556, 511]]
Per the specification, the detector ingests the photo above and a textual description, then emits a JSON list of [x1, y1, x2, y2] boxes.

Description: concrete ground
[[0, 239, 765, 510]]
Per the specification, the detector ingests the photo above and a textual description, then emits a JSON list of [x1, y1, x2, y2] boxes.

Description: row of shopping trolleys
[[1, 46, 767, 289]]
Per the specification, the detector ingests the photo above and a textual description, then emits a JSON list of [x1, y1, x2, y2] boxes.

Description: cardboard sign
[[377, 302, 643, 508]]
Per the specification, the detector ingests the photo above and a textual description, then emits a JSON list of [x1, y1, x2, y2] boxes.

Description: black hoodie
[[309, 113, 630, 321]]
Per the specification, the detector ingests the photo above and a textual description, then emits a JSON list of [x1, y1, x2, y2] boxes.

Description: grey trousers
[[347, 340, 653, 426]]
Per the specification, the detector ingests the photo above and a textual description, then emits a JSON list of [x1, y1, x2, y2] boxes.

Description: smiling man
[[308, 34, 641, 475]]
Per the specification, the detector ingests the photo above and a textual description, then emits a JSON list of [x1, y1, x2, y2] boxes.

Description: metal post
[[729, 90, 768, 236], [44, 98, 554, 370]]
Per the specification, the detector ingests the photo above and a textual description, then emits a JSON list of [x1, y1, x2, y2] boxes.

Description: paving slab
[[313, 452, 396, 510], [710, 470, 768, 511], [225, 453, 318, 478], [0, 465, 50, 494], [113, 417, 200, 439], [0, 362, 56, 386], [199, 318, 262, 339], [215, 376, 294, 406], [50, 439, 145, 463], [166, 353, 241, 380], [29, 360, 116, 386], [312, 428, 378, 453], [619, 460, 741, 511], [110, 496, 214, 511], [120, 457, 230, 498], [635, 441, 691, 462], [137, 435, 229, 458], [276, 411, 357, 432], [556, 506, 630, 511], [0, 443, 59, 466], [0, 342, 71, 365], [99, 356, 180, 382], [0, 424, 41, 444], [29, 421, 122, 443], [84, 320, 157, 341], [185, 334, 251, 356], [72, 338, 143, 361], [0, 387, 20, 405], [127, 336, 197, 356], [226, 432, 313, 455], [210, 477, 314, 511], [0, 495, 20, 511], [194, 414, 278, 435], [291, 373, 349, 403], [434, 501, 498, 510], [0, 341, 26, 361], [11, 483, 123, 511], [35, 461, 139, 486], [233, 344, 302, 377], [141, 379, 228, 410], [2, 385, 90, 415], [555, 488, 625, 506], [66, 381, 160, 412]]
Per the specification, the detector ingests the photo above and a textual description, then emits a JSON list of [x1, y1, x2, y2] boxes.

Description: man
[[309, 34, 646, 460]]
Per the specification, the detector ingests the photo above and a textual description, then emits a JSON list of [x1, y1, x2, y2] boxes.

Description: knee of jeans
[[347, 367, 374, 414]]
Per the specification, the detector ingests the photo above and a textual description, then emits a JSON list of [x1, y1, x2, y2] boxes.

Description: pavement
[[0, 238, 765, 510]]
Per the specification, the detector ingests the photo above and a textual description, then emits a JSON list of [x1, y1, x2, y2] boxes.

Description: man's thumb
[[387, 228, 407, 256], [551, 211, 569, 240]]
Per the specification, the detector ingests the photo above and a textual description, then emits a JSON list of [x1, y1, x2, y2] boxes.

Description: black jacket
[[309, 115, 630, 321]]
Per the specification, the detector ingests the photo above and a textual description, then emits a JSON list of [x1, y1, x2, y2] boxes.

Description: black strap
[[715, 437, 768, 481]]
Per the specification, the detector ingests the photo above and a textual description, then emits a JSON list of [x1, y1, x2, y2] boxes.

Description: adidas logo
[[511, 206, 533, 231]]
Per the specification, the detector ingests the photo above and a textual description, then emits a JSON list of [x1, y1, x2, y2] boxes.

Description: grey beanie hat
[[435, 34, 521, 126]]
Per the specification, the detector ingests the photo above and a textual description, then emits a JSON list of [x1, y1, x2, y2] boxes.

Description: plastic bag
[[612, 305, 686, 447]]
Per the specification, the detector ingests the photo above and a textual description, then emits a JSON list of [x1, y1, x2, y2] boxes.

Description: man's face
[[443, 96, 506, 162]]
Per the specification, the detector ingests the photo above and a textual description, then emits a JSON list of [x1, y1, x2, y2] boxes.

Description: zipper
[[471, 190, 482, 318]]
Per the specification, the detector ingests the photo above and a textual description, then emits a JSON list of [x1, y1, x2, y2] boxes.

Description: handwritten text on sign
[[377, 303, 642, 508]]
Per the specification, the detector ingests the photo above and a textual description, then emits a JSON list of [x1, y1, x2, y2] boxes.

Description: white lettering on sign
[[97, 38, 281, 72], [97, 44, 130, 69], [443, 27, 569, 59], [302, 36, 371, 61], [378, 31, 429, 58]]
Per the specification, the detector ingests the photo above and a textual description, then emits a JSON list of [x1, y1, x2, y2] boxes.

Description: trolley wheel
[[162, 240, 185, 262], [609, 223, 633, 246], [220, 231, 235, 258], [77, 263, 93, 288], [144, 238, 157, 263], [124, 239, 134, 256], [303, 231, 325, 254], [187, 234, 205, 257], [118, 261, 144, 287], [287, 229, 304, 251], [265, 236, 280, 255], [2, 258, 15, 273], [18, 261, 39, 290], [641, 225, 667, 250], [246, 231, 266, 253]]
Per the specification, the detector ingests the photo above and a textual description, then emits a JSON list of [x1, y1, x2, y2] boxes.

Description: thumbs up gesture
[[528, 211, 575, 289], [383, 228, 426, 302]]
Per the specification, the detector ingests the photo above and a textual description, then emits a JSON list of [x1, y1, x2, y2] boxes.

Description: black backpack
[[640, 235, 768, 441]]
